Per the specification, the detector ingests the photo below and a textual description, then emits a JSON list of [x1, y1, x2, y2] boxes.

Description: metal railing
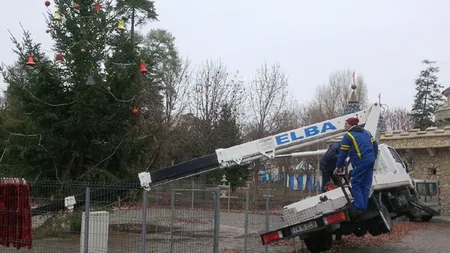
[[0, 180, 320, 252]]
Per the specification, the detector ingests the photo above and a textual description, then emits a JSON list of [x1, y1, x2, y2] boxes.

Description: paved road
[[24, 208, 450, 253], [338, 219, 450, 253]]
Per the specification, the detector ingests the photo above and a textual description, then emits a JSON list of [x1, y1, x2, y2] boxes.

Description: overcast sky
[[1, 0, 449, 109]]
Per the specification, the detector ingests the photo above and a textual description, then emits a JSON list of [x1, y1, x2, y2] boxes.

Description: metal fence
[[0, 180, 321, 253]]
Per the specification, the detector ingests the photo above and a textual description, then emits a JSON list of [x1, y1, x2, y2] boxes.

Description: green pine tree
[[410, 59, 445, 130], [0, 0, 161, 182], [210, 103, 250, 190]]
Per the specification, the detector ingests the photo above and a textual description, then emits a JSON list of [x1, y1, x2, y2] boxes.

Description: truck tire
[[421, 215, 433, 222], [369, 202, 393, 236], [335, 232, 342, 241], [304, 232, 333, 253], [406, 206, 421, 221], [352, 227, 367, 237]]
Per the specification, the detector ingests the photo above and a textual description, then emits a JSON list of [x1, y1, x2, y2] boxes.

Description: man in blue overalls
[[335, 117, 378, 216]]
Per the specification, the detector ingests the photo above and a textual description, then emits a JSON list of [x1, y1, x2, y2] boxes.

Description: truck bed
[[282, 173, 412, 226]]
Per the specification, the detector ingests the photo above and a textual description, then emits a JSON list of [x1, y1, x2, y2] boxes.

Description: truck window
[[387, 147, 406, 169]]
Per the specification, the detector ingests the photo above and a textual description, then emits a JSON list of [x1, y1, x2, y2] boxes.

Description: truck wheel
[[368, 226, 382, 236], [352, 227, 367, 237], [304, 232, 333, 253], [407, 207, 421, 221], [421, 215, 433, 222]]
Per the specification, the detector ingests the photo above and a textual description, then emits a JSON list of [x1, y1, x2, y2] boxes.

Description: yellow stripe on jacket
[[346, 132, 361, 158]]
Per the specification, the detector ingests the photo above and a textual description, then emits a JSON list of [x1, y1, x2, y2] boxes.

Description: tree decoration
[[117, 19, 125, 30], [55, 53, 64, 62], [93, 1, 101, 12], [81, 48, 86, 52], [26, 56, 36, 66], [74, 3, 80, 9], [45, 1, 50, 7], [139, 60, 148, 73], [54, 11, 61, 21], [98, 61, 106, 75], [132, 107, 138, 114], [87, 75, 95, 85]]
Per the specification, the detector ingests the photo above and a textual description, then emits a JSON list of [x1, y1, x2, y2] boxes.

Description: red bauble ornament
[[132, 107, 138, 114], [45, 1, 50, 7], [139, 62, 148, 73], [94, 1, 101, 12], [55, 53, 64, 62]]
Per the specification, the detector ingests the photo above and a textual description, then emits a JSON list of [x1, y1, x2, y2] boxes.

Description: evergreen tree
[[0, 0, 161, 182], [210, 103, 250, 190], [116, 0, 158, 42], [410, 59, 444, 130]]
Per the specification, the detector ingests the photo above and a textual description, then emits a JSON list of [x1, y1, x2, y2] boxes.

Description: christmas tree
[[0, 0, 160, 182], [410, 59, 444, 130]]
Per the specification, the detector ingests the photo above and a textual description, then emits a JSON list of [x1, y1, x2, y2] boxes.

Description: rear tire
[[352, 227, 367, 237], [304, 232, 333, 253], [421, 215, 433, 222]]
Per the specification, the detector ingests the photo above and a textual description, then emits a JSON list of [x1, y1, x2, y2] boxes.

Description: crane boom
[[139, 103, 381, 190]]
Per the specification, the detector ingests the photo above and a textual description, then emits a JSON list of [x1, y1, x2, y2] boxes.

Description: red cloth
[[346, 117, 359, 126], [0, 182, 32, 249]]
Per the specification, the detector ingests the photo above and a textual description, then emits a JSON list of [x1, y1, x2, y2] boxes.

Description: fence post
[[141, 190, 148, 253], [264, 186, 270, 253], [213, 188, 221, 253], [170, 188, 175, 253], [191, 180, 195, 210], [84, 187, 90, 253], [243, 187, 249, 253]]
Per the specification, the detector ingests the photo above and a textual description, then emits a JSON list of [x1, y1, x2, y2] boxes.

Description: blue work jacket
[[336, 126, 378, 169]]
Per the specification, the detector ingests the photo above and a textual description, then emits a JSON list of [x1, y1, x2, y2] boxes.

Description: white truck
[[135, 102, 438, 253]]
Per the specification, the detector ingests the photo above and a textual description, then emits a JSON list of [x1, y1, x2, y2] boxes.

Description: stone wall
[[380, 126, 450, 215]]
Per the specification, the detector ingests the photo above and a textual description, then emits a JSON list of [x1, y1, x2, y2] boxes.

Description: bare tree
[[190, 59, 246, 123], [244, 62, 290, 204], [247, 62, 289, 139], [383, 107, 414, 131], [313, 70, 369, 120]]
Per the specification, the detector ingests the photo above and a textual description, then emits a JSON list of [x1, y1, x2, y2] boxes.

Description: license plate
[[290, 220, 318, 234]]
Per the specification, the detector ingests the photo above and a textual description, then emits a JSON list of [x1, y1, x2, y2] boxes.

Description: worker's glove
[[333, 168, 344, 175]]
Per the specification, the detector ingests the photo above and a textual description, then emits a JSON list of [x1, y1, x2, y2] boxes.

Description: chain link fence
[[0, 179, 321, 253]]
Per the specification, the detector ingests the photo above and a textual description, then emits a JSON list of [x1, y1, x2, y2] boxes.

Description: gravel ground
[[341, 227, 450, 253], [332, 219, 450, 253], [3, 208, 449, 253]]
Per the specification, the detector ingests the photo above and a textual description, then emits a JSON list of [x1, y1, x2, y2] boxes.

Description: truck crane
[[32, 102, 438, 252], [137, 102, 437, 252]]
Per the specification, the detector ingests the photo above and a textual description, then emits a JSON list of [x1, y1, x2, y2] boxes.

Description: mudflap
[[409, 199, 440, 216], [372, 192, 393, 233]]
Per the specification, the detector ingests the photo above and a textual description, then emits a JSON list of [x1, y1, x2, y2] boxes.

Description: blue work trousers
[[351, 159, 375, 210]]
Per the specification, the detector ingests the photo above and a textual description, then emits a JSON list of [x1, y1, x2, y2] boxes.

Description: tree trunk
[[131, 7, 135, 44]]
